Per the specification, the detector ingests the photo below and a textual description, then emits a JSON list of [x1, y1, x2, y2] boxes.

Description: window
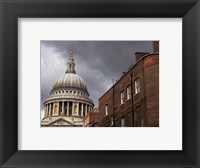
[[135, 78, 140, 94], [120, 90, 125, 104], [141, 118, 144, 127], [111, 116, 114, 126], [127, 85, 131, 100], [105, 104, 108, 116], [121, 117, 125, 127]]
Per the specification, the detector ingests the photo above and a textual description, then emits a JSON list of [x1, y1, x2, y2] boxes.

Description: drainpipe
[[130, 73, 134, 127], [112, 78, 115, 127]]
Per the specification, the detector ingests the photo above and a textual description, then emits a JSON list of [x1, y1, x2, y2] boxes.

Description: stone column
[[62, 101, 64, 115], [81, 103, 84, 116], [44, 106, 46, 117], [52, 103, 55, 115], [77, 102, 79, 116], [45, 105, 48, 117], [67, 102, 69, 115], [49, 103, 52, 116], [47, 104, 49, 116], [85, 104, 88, 116], [57, 102, 59, 115], [47, 105, 49, 117], [72, 102, 74, 115]]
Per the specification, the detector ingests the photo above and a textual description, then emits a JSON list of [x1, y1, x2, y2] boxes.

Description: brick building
[[83, 108, 99, 127], [98, 41, 159, 127]]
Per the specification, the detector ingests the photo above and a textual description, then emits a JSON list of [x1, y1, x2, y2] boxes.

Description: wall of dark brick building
[[143, 54, 159, 126], [98, 88, 113, 126], [98, 52, 159, 127]]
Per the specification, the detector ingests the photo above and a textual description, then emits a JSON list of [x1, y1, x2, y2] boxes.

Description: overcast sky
[[41, 41, 153, 117]]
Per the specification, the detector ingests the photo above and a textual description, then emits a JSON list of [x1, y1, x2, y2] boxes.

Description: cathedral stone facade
[[41, 50, 94, 127]]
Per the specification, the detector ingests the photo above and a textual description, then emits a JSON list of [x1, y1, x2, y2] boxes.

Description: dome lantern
[[66, 49, 76, 74]]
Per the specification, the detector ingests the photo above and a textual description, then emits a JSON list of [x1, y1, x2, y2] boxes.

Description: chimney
[[135, 52, 149, 62], [153, 41, 159, 53]]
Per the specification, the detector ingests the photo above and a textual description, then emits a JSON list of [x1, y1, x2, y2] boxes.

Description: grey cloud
[[41, 41, 153, 113]]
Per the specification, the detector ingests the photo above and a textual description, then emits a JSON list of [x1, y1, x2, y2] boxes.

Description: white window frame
[[127, 85, 131, 100], [121, 117, 125, 127], [135, 78, 140, 94], [120, 90, 125, 105], [111, 116, 113, 126], [105, 104, 108, 116]]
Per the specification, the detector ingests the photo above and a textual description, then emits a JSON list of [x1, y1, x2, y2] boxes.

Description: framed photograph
[[0, 0, 199, 167], [39, 40, 159, 128]]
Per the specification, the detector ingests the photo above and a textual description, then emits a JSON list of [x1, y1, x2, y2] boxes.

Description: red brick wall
[[98, 88, 113, 125], [99, 59, 146, 127], [143, 54, 159, 126], [83, 111, 99, 127], [98, 53, 159, 127]]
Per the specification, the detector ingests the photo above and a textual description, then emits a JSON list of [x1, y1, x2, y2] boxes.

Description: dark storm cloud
[[41, 41, 153, 113]]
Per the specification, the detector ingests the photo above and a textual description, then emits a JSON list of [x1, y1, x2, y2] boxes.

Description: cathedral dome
[[42, 49, 94, 127], [52, 73, 87, 91]]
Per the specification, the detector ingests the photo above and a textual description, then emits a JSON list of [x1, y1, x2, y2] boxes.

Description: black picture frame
[[0, 0, 200, 167]]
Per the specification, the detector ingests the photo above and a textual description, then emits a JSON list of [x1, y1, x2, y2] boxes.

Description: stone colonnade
[[44, 101, 93, 117]]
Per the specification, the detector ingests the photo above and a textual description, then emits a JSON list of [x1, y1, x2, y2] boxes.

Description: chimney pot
[[153, 41, 159, 53]]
